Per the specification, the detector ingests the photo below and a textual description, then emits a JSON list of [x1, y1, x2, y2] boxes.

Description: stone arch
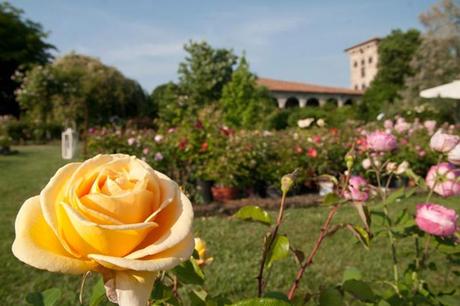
[[306, 97, 319, 107], [344, 99, 353, 106], [326, 98, 338, 107], [285, 97, 300, 108]]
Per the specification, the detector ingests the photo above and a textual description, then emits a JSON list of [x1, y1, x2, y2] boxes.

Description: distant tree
[[220, 56, 275, 129], [150, 82, 186, 125], [17, 53, 147, 152], [360, 29, 421, 120], [178, 41, 238, 111], [401, 0, 460, 121], [0, 3, 54, 117]]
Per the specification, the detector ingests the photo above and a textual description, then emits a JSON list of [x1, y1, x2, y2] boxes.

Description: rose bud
[[343, 176, 369, 202], [425, 162, 460, 197], [367, 131, 397, 152], [448, 144, 460, 165], [362, 158, 372, 170], [395, 161, 409, 175], [429, 130, 460, 153], [386, 162, 397, 173], [415, 203, 458, 237], [194, 238, 213, 266]]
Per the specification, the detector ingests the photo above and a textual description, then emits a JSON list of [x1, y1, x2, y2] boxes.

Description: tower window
[[361, 59, 365, 66], [361, 67, 366, 77], [362, 84, 366, 90], [369, 57, 373, 64], [353, 61, 358, 68]]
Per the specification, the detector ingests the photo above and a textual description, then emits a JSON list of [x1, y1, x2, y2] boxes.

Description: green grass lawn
[[0, 145, 458, 305]]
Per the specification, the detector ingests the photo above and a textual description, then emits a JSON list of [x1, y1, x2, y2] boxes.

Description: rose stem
[[287, 205, 338, 300], [257, 190, 287, 297]]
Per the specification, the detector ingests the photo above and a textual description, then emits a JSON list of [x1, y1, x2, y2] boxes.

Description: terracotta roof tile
[[257, 78, 363, 96]]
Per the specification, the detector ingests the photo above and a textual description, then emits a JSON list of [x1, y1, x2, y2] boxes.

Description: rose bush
[[12, 154, 194, 306]]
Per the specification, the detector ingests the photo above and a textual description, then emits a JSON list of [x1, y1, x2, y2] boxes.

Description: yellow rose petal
[[80, 189, 155, 224], [58, 203, 157, 257], [126, 190, 193, 259], [12, 196, 97, 274], [89, 233, 194, 271]]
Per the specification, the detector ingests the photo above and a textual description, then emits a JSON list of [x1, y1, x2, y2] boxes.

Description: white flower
[[316, 119, 326, 127], [297, 118, 314, 129]]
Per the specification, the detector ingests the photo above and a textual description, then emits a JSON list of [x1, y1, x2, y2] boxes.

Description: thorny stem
[[376, 168, 400, 288], [257, 191, 287, 297], [287, 205, 339, 300]]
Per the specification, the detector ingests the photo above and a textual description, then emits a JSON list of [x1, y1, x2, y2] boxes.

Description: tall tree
[[220, 56, 275, 129], [178, 41, 237, 111], [17, 53, 148, 153], [0, 3, 54, 117], [360, 29, 421, 120], [401, 0, 460, 120]]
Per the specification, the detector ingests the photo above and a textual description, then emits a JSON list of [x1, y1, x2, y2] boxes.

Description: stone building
[[257, 78, 363, 109], [345, 37, 380, 91]]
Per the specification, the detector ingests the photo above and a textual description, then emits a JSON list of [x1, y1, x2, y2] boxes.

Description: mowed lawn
[[0, 145, 459, 305]]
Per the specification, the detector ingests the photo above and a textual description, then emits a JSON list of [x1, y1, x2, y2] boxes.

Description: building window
[[362, 84, 366, 90], [369, 57, 373, 64], [354, 85, 358, 90], [361, 67, 365, 77], [353, 61, 358, 68], [361, 59, 365, 66]]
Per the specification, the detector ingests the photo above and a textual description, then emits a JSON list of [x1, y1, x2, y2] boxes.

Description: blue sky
[[10, 0, 435, 92]]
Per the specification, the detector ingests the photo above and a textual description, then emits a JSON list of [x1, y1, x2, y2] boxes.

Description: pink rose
[[424, 120, 437, 135], [448, 144, 460, 165], [367, 131, 397, 152], [394, 121, 410, 134], [383, 120, 393, 129], [429, 130, 459, 153], [416, 203, 457, 237], [343, 176, 369, 202], [425, 163, 460, 197]]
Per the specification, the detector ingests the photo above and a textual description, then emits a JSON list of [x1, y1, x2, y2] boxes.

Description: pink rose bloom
[[367, 131, 397, 152], [424, 120, 437, 135], [429, 130, 459, 153], [416, 203, 457, 237], [425, 163, 460, 197], [142, 147, 150, 155], [394, 121, 410, 134], [154, 134, 164, 143], [343, 176, 369, 202], [154, 152, 164, 161], [127, 137, 136, 146], [383, 120, 393, 130], [448, 144, 460, 165]]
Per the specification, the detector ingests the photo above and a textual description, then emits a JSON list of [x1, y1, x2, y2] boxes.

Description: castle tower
[[345, 38, 380, 91]]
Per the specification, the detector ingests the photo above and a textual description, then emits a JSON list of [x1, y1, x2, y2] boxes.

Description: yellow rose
[[12, 154, 194, 306], [194, 237, 213, 266]]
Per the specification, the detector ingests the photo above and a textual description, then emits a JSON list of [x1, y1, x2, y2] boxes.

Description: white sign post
[[61, 128, 78, 160]]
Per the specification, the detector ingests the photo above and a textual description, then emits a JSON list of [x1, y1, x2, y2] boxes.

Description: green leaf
[[404, 187, 417, 198], [386, 188, 405, 204], [263, 292, 290, 303], [234, 206, 272, 225], [89, 277, 107, 306], [231, 298, 291, 306], [206, 295, 233, 306], [26, 289, 62, 306], [319, 287, 343, 306], [188, 289, 207, 306], [42, 288, 61, 306], [342, 266, 362, 282], [173, 258, 205, 285], [323, 193, 340, 206], [437, 294, 460, 306], [346, 224, 370, 249], [266, 235, 290, 268], [26, 292, 44, 306], [343, 279, 377, 302]]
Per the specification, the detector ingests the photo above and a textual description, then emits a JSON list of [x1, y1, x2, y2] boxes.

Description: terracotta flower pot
[[211, 186, 240, 202]]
